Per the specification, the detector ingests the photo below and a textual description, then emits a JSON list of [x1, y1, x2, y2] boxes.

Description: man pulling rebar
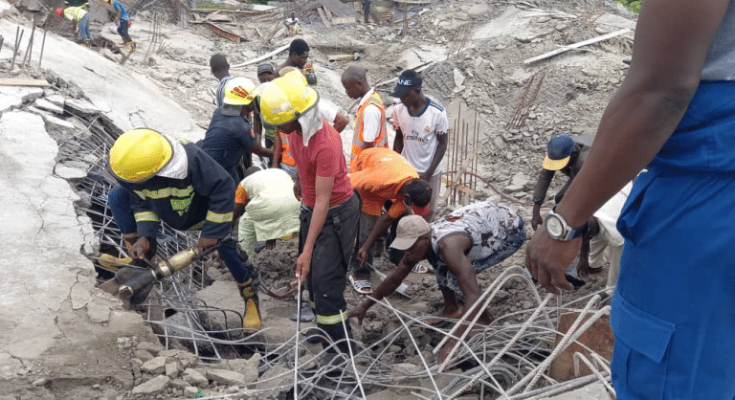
[[349, 202, 525, 326], [106, 129, 262, 332]]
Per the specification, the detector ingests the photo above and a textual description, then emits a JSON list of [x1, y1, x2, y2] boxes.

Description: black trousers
[[299, 193, 360, 353]]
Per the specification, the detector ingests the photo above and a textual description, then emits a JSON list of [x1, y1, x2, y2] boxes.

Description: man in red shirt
[[255, 72, 360, 355]]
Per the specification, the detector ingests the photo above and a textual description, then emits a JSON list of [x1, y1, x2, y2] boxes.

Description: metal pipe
[[38, 29, 47, 68], [293, 279, 301, 400], [22, 17, 36, 69], [11, 28, 23, 69]]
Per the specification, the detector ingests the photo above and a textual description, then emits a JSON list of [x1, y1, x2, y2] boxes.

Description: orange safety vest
[[279, 131, 296, 166], [350, 91, 388, 172]]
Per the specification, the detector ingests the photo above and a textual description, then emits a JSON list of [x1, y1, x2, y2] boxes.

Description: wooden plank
[[524, 28, 630, 65], [332, 16, 356, 25], [323, 6, 333, 19], [0, 78, 50, 87], [206, 22, 247, 43], [317, 7, 332, 28], [328, 53, 358, 62]]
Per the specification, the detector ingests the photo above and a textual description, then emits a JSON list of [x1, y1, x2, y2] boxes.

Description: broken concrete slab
[[132, 375, 171, 395], [34, 98, 64, 114], [0, 18, 203, 141], [55, 163, 87, 180], [224, 353, 260, 384], [182, 368, 208, 386], [206, 368, 245, 386], [141, 357, 168, 374], [0, 86, 43, 113], [41, 114, 76, 132]]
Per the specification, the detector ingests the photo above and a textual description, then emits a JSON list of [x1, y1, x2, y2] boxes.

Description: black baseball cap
[[390, 69, 422, 98]]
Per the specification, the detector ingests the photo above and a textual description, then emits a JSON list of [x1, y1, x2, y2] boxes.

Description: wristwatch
[[544, 208, 587, 241]]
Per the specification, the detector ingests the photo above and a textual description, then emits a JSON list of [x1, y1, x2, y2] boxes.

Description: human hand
[[357, 247, 368, 266], [130, 237, 150, 261], [531, 205, 543, 231], [295, 251, 311, 285], [347, 304, 368, 326], [293, 178, 302, 201], [576, 261, 604, 279], [525, 228, 579, 295], [198, 237, 219, 253], [266, 239, 276, 250]]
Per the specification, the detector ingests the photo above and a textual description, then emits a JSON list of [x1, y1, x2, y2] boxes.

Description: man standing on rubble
[[107, 0, 135, 52], [347, 147, 433, 295], [256, 72, 360, 354], [526, 0, 735, 398], [349, 202, 524, 325], [107, 129, 262, 332], [200, 77, 272, 184], [530, 134, 593, 231], [391, 69, 449, 222], [341, 65, 389, 173], [210, 54, 232, 108], [280, 39, 317, 85]]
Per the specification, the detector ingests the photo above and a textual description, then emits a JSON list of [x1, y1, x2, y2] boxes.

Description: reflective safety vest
[[279, 131, 296, 166], [350, 91, 388, 172], [64, 5, 87, 21]]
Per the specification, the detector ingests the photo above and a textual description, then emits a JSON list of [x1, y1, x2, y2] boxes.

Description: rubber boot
[[83, 38, 92, 49], [98, 233, 137, 272], [238, 278, 261, 333], [128, 41, 136, 53]]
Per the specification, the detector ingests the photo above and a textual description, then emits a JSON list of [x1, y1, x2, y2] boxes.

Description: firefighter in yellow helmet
[[201, 77, 273, 183], [256, 75, 361, 354], [107, 128, 262, 332]]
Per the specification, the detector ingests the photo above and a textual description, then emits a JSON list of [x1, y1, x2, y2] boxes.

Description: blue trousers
[[612, 81, 735, 400], [78, 14, 91, 40], [117, 20, 131, 42], [107, 185, 251, 283]]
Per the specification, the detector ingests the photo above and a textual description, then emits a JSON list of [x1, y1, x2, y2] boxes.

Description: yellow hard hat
[[256, 74, 319, 127], [223, 77, 257, 107], [109, 128, 173, 183], [280, 69, 308, 86]]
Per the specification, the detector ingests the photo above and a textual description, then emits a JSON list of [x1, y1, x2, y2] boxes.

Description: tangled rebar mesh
[[58, 115, 615, 399]]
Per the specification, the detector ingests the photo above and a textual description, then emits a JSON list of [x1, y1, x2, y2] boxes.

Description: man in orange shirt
[[349, 147, 432, 294]]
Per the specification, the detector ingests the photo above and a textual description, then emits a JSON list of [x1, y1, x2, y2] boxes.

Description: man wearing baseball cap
[[349, 202, 525, 326], [391, 69, 449, 222], [531, 134, 594, 231]]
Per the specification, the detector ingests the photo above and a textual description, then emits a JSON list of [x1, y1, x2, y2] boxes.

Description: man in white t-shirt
[[391, 69, 449, 222]]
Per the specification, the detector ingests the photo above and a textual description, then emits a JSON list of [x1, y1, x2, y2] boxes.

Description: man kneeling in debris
[[233, 167, 300, 259], [350, 202, 525, 325], [107, 129, 262, 332]]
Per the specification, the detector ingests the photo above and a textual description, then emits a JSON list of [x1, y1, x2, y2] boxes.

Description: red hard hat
[[55, 8, 63, 17]]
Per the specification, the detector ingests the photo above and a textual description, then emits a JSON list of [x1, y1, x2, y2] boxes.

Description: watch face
[[546, 216, 564, 238]]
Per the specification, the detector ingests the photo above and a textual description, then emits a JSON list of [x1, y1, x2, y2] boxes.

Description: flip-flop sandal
[[411, 262, 430, 274], [349, 273, 372, 295]]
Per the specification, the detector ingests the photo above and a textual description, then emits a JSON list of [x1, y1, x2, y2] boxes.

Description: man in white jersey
[[391, 69, 449, 222]]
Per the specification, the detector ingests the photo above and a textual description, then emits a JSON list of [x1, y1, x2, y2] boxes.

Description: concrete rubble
[[0, 0, 638, 397]]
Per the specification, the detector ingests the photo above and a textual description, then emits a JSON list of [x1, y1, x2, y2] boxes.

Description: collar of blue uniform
[[157, 137, 188, 179]]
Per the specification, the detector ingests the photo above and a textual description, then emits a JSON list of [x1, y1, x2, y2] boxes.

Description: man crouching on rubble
[[349, 202, 525, 326]]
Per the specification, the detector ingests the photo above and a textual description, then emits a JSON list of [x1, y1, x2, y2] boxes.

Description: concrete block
[[136, 341, 163, 355], [206, 368, 245, 386], [34, 98, 63, 114], [224, 353, 260, 384], [86, 301, 111, 323], [182, 368, 208, 386], [165, 361, 179, 378], [135, 349, 154, 362], [184, 386, 200, 396], [131, 375, 170, 395], [141, 356, 167, 374], [45, 95, 66, 107]]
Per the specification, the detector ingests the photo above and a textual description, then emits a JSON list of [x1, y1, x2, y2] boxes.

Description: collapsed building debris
[[0, 0, 640, 397]]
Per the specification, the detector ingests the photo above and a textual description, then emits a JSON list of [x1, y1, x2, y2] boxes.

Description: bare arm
[[421, 133, 448, 179], [526, 0, 731, 294], [333, 113, 349, 133], [272, 133, 282, 168], [393, 127, 404, 154], [350, 247, 414, 321], [251, 142, 274, 158]]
